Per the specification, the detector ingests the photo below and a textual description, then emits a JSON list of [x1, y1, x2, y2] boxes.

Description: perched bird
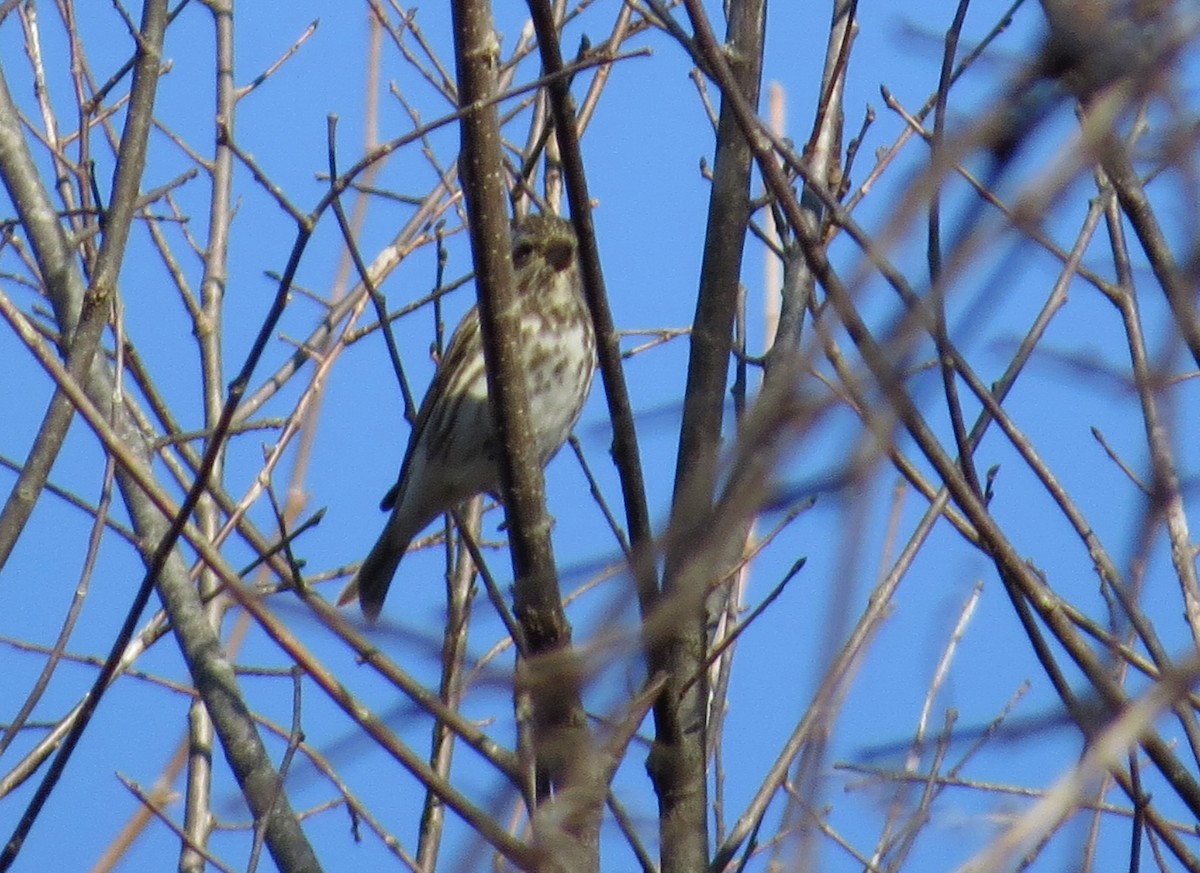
[[338, 213, 596, 620]]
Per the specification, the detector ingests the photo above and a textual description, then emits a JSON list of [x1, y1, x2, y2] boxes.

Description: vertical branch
[[450, 1, 593, 866], [417, 499, 481, 869], [927, 0, 982, 498], [524, 0, 658, 623], [653, 2, 766, 872], [451, 0, 565, 672], [0, 61, 89, 567], [452, 0, 563, 649], [182, 1, 236, 868]]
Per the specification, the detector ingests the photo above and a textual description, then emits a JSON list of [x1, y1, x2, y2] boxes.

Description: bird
[[338, 213, 596, 620]]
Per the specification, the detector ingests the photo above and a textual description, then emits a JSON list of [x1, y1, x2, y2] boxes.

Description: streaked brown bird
[[338, 213, 596, 620]]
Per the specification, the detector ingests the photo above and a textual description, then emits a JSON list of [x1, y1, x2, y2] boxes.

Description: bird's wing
[[379, 305, 482, 510]]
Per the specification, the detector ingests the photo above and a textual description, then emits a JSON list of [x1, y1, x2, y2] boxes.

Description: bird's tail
[[337, 515, 412, 621]]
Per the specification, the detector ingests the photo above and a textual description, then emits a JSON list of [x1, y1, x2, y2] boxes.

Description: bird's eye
[[512, 242, 534, 269]]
